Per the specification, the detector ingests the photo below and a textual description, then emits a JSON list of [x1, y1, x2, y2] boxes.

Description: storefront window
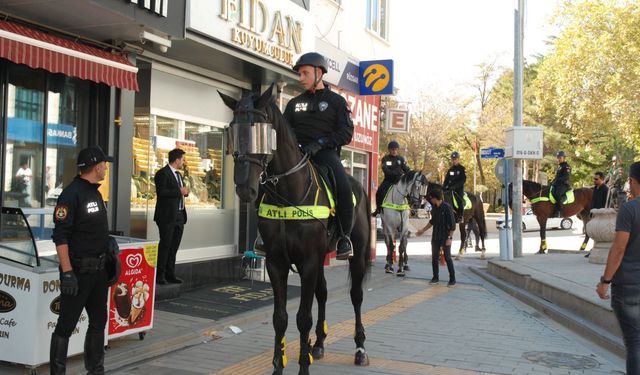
[[341, 148, 368, 188], [130, 114, 228, 244], [3, 66, 45, 209]]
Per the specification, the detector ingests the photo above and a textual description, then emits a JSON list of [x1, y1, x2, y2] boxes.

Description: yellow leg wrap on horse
[[323, 320, 328, 336], [580, 242, 587, 250], [542, 240, 547, 250], [308, 353, 313, 364], [281, 337, 288, 368]]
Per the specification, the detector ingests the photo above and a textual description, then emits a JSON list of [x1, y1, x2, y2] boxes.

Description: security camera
[[159, 44, 168, 53]]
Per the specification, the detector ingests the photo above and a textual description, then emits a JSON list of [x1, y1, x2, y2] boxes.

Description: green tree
[[534, 0, 640, 179]]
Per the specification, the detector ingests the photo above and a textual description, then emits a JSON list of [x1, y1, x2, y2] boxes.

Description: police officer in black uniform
[[50, 146, 114, 375], [284, 52, 355, 260], [552, 150, 571, 217], [372, 140, 410, 216], [443, 151, 466, 223]]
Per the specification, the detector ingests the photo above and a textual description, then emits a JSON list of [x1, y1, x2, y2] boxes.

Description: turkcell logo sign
[[359, 59, 393, 96]]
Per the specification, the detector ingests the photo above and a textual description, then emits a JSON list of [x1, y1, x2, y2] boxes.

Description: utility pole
[[512, 0, 525, 257]]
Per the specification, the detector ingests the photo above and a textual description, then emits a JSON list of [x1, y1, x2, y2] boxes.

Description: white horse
[[380, 171, 426, 276]]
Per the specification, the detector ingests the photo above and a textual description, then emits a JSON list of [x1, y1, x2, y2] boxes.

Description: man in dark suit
[[154, 148, 190, 284]]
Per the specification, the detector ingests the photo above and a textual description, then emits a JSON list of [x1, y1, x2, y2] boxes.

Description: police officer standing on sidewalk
[[372, 140, 410, 216], [50, 146, 114, 375]]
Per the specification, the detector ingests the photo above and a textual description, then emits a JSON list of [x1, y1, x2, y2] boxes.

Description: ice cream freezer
[[0, 207, 158, 370]]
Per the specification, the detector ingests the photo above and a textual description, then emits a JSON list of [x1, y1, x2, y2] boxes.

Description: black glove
[[60, 271, 79, 296], [302, 142, 323, 156]]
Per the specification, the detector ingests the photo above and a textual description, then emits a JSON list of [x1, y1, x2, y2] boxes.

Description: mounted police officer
[[552, 150, 572, 217], [284, 52, 355, 260], [443, 151, 466, 223], [372, 140, 410, 216], [50, 146, 114, 375]]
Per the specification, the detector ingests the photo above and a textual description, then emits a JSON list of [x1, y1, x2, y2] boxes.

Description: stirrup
[[336, 237, 353, 260]]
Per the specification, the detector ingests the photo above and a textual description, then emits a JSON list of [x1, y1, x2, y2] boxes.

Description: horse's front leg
[[384, 232, 395, 273], [296, 261, 319, 375], [538, 219, 548, 254], [349, 252, 369, 366], [312, 267, 327, 359], [396, 232, 408, 277], [267, 259, 289, 375]]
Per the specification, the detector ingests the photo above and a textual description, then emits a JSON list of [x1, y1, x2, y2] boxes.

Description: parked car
[[496, 208, 575, 231]]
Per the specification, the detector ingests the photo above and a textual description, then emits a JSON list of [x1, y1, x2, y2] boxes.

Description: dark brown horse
[[220, 85, 371, 375], [426, 181, 488, 259], [514, 180, 593, 254]]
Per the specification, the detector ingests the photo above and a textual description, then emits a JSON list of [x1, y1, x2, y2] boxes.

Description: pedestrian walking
[[416, 188, 456, 286], [50, 146, 114, 375], [154, 148, 190, 285], [596, 161, 640, 374], [591, 171, 608, 211]]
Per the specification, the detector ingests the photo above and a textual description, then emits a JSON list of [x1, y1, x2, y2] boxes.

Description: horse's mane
[[263, 96, 300, 148], [401, 170, 419, 184], [523, 179, 543, 191]]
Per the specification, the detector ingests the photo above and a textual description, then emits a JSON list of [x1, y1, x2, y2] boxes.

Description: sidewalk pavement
[[0, 260, 395, 375]]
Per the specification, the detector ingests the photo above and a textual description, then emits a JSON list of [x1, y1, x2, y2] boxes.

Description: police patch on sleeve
[[54, 205, 69, 222]]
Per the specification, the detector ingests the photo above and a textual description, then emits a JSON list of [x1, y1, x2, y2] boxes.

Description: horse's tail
[[474, 194, 488, 240]]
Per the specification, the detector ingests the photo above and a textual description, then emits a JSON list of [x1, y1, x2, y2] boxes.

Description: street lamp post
[[512, 0, 525, 257]]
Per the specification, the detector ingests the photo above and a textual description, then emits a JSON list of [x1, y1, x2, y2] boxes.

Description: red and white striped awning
[[0, 20, 138, 91]]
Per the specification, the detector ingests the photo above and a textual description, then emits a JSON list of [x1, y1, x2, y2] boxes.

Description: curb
[[469, 266, 625, 359]]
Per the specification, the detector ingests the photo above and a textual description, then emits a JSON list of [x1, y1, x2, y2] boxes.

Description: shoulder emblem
[[54, 205, 69, 222], [318, 101, 328, 112]]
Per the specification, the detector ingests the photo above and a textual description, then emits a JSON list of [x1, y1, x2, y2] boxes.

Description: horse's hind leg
[[349, 254, 370, 366], [267, 260, 289, 375], [311, 267, 328, 359], [296, 263, 319, 375], [455, 222, 466, 260]]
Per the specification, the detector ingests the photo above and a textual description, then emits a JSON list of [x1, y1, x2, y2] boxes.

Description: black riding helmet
[[388, 140, 400, 149], [556, 150, 566, 157], [292, 52, 328, 73], [451, 151, 460, 159]]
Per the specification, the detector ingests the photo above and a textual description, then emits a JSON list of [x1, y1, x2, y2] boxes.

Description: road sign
[[480, 147, 505, 159], [494, 158, 511, 181]]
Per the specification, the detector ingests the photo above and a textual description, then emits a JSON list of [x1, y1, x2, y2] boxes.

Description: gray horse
[[380, 171, 426, 277]]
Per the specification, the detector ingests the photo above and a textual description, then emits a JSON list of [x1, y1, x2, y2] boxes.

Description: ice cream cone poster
[[107, 245, 157, 338]]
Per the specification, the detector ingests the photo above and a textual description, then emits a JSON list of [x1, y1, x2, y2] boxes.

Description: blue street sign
[[480, 147, 505, 159], [359, 59, 393, 95]]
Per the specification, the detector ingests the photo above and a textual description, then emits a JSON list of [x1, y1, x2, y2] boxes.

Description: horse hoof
[[297, 367, 310, 375], [536, 250, 546, 255], [385, 267, 394, 274], [396, 270, 405, 277], [272, 368, 284, 375], [403, 265, 410, 271], [354, 350, 369, 366], [454, 255, 462, 261], [311, 346, 325, 359]]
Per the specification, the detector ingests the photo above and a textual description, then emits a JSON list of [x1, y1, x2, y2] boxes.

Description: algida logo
[[0, 290, 16, 313]]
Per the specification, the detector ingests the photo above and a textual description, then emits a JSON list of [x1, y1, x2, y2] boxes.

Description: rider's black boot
[[336, 237, 353, 260]]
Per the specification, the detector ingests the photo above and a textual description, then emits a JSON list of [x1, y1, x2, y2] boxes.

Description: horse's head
[[219, 85, 276, 202], [400, 171, 428, 209]]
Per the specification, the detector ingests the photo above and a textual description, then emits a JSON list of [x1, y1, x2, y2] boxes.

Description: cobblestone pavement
[[110, 256, 625, 375]]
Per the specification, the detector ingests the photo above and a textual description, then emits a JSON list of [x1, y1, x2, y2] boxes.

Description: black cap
[[629, 162, 640, 181], [292, 52, 328, 74], [77, 146, 114, 167]]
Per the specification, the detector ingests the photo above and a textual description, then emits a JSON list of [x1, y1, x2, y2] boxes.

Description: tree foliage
[[534, 0, 640, 172]]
